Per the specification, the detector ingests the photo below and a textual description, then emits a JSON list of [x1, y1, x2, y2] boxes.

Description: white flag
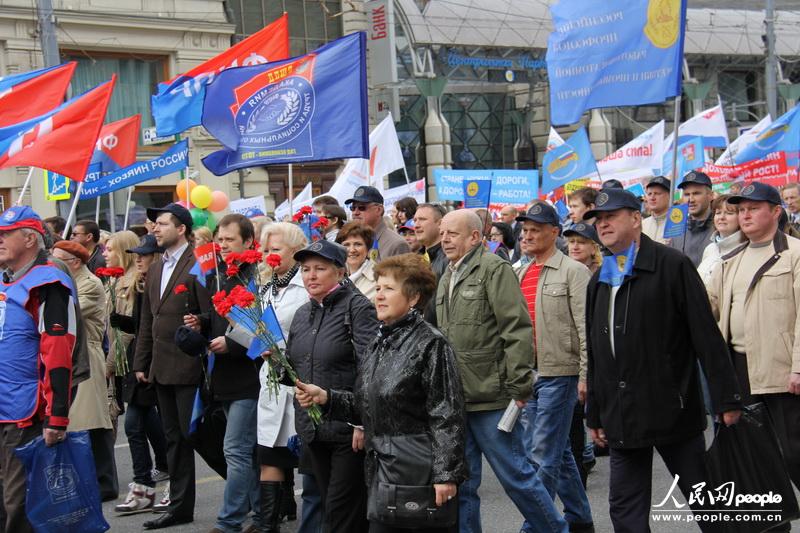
[[715, 115, 772, 165], [598, 121, 664, 176], [665, 104, 729, 151], [547, 127, 565, 152], [274, 182, 313, 221]]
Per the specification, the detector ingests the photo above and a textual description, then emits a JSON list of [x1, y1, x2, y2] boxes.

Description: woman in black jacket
[[296, 253, 466, 533], [289, 240, 380, 533]]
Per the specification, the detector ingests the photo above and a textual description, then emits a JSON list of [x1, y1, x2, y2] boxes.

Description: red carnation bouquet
[[213, 246, 322, 425], [96, 267, 128, 375]]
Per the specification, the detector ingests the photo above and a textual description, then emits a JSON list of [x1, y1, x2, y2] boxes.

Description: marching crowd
[[0, 173, 799, 533]]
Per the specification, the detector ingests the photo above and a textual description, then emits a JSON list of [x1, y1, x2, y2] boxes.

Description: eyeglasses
[[350, 204, 372, 212]]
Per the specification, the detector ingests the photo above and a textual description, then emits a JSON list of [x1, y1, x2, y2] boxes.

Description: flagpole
[[95, 197, 101, 223], [16, 167, 35, 206], [108, 192, 117, 232], [62, 181, 84, 240], [288, 164, 294, 216], [122, 187, 133, 229], [669, 95, 682, 207]]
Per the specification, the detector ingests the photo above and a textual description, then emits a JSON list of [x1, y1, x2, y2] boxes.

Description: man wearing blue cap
[[0, 206, 80, 532], [668, 171, 715, 266], [514, 203, 594, 532], [707, 182, 800, 498], [583, 189, 743, 532], [345, 186, 410, 260]]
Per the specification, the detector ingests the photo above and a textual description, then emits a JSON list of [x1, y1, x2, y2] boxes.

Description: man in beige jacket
[[707, 182, 800, 492], [514, 203, 594, 531]]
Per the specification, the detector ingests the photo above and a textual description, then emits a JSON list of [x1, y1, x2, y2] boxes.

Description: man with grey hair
[[437, 209, 568, 532], [0, 206, 79, 533]]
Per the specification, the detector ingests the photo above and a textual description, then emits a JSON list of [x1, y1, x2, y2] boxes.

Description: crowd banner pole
[[402, 166, 411, 185], [16, 167, 35, 206], [108, 192, 117, 232], [62, 181, 85, 240], [94, 197, 101, 223], [122, 187, 133, 230], [288, 163, 294, 216], [669, 95, 682, 207]]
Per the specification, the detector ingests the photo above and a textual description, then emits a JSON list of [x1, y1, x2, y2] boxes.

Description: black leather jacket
[[327, 310, 467, 485], [288, 281, 379, 444]]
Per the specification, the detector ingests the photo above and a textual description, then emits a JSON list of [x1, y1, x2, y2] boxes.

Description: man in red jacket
[[0, 206, 77, 533]]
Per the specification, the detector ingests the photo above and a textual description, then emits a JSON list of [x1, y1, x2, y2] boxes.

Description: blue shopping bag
[[14, 431, 109, 533]]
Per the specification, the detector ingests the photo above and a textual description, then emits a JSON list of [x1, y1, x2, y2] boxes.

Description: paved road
[[102, 422, 795, 532]]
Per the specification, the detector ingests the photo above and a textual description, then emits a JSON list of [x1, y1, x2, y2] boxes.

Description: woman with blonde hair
[[194, 225, 214, 247], [257, 222, 309, 528], [563, 223, 602, 274]]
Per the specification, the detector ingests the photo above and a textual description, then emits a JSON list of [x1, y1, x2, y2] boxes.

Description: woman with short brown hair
[[337, 221, 377, 301]]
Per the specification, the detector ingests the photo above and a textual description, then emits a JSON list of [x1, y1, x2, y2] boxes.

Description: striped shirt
[[521, 262, 543, 341]]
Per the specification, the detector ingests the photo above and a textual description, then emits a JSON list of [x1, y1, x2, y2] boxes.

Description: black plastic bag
[[704, 403, 799, 533]]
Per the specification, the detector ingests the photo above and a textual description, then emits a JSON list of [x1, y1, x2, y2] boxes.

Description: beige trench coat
[[68, 267, 112, 431]]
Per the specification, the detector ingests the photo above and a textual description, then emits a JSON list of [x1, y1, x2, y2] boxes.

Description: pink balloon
[[176, 199, 193, 209], [209, 190, 230, 212]]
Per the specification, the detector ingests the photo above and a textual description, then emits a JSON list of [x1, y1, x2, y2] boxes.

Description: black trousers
[[609, 434, 719, 533], [306, 440, 368, 533], [369, 522, 456, 533], [155, 383, 197, 520], [0, 422, 41, 533], [89, 427, 119, 500], [760, 393, 800, 491]]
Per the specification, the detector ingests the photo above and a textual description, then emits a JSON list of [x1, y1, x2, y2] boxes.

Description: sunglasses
[[350, 204, 374, 212]]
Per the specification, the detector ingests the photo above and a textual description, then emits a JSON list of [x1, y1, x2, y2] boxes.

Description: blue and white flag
[[462, 178, 492, 208], [246, 305, 286, 360], [201, 32, 369, 175], [82, 140, 189, 199], [546, 0, 686, 126], [542, 126, 598, 194], [734, 105, 800, 164], [598, 241, 636, 287]]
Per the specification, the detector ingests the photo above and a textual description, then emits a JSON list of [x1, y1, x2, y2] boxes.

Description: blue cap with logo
[[345, 186, 384, 205], [0, 205, 45, 235], [516, 202, 561, 228], [728, 182, 782, 206], [678, 170, 712, 189], [563, 222, 600, 245], [583, 189, 641, 220], [293, 239, 348, 268]]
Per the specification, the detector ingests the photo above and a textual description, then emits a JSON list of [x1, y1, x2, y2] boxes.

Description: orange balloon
[[209, 190, 230, 212], [176, 179, 198, 202]]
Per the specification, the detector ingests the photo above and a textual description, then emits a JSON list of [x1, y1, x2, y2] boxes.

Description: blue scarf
[[598, 241, 636, 287]]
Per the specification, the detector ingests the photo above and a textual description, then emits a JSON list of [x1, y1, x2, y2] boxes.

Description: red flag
[[0, 62, 76, 128], [0, 75, 116, 181], [194, 242, 218, 274], [93, 114, 141, 170], [173, 13, 289, 83]]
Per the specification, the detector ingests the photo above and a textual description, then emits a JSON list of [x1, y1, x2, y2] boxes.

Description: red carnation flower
[[228, 284, 255, 308], [299, 206, 313, 215], [239, 250, 263, 264], [97, 267, 125, 278], [292, 213, 303, 223], [226, 264, 240, 277], [311, 217, 329, 230], [212, 291, 233, 317], [265, 253, 282, 268], [173, 284, 188, 295]]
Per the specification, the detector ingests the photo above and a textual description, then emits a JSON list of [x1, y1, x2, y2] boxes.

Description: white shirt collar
[[162, 241, 189, 265]]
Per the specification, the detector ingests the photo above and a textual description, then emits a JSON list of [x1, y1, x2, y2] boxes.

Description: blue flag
[[554, 199, 570, 221], [81, 140, 189, 199], [598, 241, 636, 287], [201, 33, 369, 175], [663, 204, 689, 238], [542, 127, 598, 194], [625, 183, 646, 198], [463, 178, 492, 208], [546, 0, 686, 126], [669, 137, 705, 187], [735, 105, 800, 164], [246, 305, 286, 360]]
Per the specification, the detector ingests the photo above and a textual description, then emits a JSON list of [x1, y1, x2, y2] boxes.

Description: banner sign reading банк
[[365, 0, 397, 87]]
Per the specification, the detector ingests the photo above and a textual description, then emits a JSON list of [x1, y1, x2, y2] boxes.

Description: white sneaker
[[114, 483, 155, 515], [152, 482, 171, 513], [151, 469, 170, 483]]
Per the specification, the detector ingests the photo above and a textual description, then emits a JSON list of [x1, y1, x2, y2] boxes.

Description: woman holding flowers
[[51, 240, 118, 501], [288, 239, 379, 533], [257, 222, 309, 530]]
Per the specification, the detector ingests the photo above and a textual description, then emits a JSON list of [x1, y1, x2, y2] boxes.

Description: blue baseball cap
[[563, 222, 600, 245], [516, 202, 561, 228], [245, 208, 265, 218], [678, 170, 712, 189], [583, 189, 641, 220], [728, 182, 782, 206], [398, 220, 416, 234], [293, 239, 347, 268], [0, 206, 45, 235]]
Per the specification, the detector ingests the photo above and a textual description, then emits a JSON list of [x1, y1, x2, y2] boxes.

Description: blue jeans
[[124, 401, 168, 487], [297, 473, 323, 533], [459, 409, 567, 533], [522, 377, 593, 528], [216, 399, 260, 533]]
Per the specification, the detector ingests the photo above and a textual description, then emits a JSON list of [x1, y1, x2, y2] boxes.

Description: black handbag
[[367, 433, 457, 529]]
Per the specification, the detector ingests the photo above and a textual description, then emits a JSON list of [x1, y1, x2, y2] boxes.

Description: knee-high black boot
[[279, 469, 297, 522], [259, 481, 283, 533]]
